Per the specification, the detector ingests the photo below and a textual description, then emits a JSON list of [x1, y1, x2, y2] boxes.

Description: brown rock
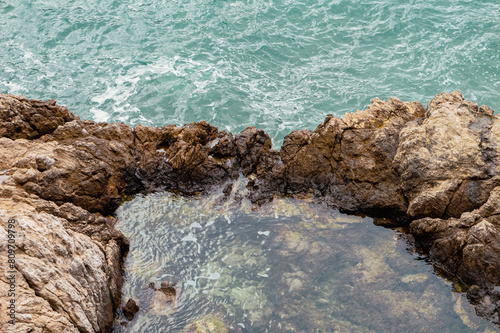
[[0, 94, 75, 139], [281, 96, 425, 214], [2, 92, 500, 328], [123, 299, 140, 321], [394, 91, 500, 219], [0, 194, 126, 333], [235, 126, 272, 175]]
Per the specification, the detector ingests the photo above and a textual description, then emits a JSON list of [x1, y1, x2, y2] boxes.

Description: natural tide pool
[[113, 183, 498, 333]]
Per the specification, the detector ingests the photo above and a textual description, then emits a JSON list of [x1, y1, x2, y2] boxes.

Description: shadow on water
[[113, 181, 499, 333]]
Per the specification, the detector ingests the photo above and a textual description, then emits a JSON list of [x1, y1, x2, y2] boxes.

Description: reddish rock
[[281, 97, 425, 214], [0, 94, 75, 139]]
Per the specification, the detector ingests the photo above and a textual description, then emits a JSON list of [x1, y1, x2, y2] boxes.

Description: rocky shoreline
[[0, 91, 499, 331]]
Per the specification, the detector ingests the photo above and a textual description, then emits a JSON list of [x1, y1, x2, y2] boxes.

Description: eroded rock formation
[[0, 91, 499, 330]]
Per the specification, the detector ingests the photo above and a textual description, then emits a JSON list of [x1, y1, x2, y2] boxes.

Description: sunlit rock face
[[0, 187, 126, 333], [395, 92, 498, 219], [278, 96, 426, 214], [1, 91, 500, 329]]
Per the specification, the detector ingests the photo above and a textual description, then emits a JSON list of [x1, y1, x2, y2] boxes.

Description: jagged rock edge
[[0, 91, 499, 330]]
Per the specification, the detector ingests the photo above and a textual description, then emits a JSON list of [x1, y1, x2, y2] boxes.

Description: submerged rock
[[123, 299, 140, 321], [148, 281, 177, 316], [1, 91, 500, 327], [182, 316, 228, 333]]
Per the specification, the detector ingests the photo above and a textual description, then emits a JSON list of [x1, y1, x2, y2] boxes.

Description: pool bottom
[[114, 192, 498, 333]]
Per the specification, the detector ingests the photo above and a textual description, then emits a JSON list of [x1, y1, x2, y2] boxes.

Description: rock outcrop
[[0, 91, 499, 330], [0, 187, 127, 332]]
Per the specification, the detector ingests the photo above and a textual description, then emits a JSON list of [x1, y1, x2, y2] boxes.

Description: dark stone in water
[[123, 299, 140, 321], [467, 286, 500, 324], [160, 281, 177, 297], [467, 285, 488, 305], [149, 281, 177, 302]]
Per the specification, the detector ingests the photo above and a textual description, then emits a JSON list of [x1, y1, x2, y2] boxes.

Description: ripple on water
[[1, 0, 499, 146], [114, 191, 498, 332]]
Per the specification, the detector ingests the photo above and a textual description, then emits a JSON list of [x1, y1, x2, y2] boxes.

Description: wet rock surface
[[1, 91, 499, 329]]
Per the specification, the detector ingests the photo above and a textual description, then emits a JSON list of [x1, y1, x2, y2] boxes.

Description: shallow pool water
[[114, 186, 498, 332]]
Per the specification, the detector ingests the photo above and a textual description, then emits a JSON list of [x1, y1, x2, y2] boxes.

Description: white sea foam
[[90, 107, 111, 122]]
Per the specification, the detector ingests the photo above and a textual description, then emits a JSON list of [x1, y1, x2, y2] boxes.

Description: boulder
[[123, 299, 140, 321]]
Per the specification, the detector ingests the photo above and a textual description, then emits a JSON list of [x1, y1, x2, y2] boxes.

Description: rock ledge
[[0, 91, 499, 331]]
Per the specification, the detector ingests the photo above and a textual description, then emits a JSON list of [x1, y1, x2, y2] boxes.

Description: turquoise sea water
[[1, 0, 499, 145]]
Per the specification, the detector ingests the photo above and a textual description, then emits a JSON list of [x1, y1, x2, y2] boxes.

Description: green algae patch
[[121, 193, 136, 203], [182, 316, 228, 333]]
